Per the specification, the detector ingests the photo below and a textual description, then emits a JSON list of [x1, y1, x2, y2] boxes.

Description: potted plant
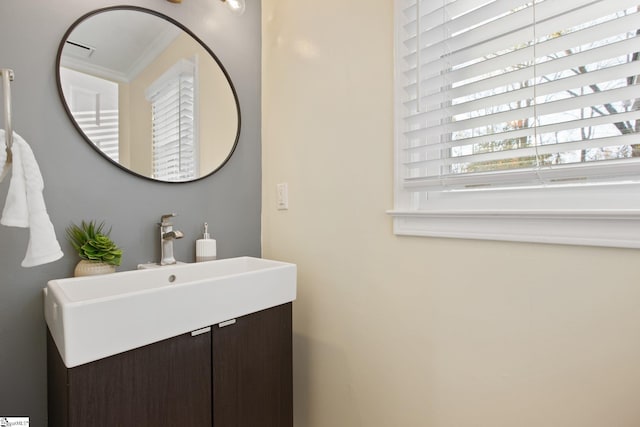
[[66, 220, 123, 277]]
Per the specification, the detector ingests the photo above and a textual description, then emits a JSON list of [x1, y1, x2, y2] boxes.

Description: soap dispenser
[[196, 223, 217, 262]]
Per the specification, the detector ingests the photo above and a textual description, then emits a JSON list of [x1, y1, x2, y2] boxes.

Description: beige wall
[[262, 1, 640, 426]]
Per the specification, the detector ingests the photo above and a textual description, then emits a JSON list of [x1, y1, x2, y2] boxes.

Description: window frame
[[390, 0, 640, 249]]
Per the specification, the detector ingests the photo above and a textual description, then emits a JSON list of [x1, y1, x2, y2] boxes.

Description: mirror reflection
[[56, 7, 240, 182]]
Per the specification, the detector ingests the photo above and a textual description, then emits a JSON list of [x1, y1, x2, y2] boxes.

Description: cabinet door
[[66, 330, 212, 427], [212, 303, 293, 427]]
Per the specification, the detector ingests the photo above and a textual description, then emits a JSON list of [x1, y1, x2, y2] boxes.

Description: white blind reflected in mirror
[[60, 67, 119, 163], [147, 59, 198, 181]]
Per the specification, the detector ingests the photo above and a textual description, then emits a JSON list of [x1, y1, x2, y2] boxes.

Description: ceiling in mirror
[[56, 6, 240, 183]]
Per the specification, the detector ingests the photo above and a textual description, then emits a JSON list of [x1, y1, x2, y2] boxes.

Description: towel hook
[[1, 68, 15, 165]]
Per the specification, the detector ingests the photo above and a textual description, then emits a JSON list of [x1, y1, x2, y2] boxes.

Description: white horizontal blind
[[149, 69, 196, 182], [72, 109, 119, 162], [397, 0, 640, 196]]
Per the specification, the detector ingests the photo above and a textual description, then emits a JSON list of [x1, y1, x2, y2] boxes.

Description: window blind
[[397, 0, 640, 193], [150, 72, 196, 181], [72, 109, 119, 163]]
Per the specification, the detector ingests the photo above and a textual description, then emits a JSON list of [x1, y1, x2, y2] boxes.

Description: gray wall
[[0, 0, 261, 424]]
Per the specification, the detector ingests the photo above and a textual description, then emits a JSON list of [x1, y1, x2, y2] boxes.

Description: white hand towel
[[0, 129, 64, 267], [1, 130, 28, 227], [0, 132, 10, 182]]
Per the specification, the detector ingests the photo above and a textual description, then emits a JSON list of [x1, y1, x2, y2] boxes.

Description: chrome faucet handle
[[160, 213, 177, 225]]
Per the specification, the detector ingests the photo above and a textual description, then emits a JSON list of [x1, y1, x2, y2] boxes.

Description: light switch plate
[[277, 183, 289, 210]]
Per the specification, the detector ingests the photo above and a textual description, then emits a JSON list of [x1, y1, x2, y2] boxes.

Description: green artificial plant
[[66, 220, 123, 266]]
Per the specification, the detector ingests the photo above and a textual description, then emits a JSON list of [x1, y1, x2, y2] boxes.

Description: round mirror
[[56, 6, 240, 183]]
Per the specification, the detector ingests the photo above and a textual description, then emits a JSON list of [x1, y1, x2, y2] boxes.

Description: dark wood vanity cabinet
[[47, 328, 212, 426], [213, 301, 293, 427], [47, 303, 293, 427]]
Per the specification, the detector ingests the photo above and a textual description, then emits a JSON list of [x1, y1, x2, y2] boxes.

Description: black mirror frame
[[55, 5, 242, 183]]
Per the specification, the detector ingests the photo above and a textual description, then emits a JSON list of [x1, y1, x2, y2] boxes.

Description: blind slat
[[406, 109, 640, 152]]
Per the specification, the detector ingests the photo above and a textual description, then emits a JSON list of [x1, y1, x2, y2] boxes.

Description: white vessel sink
[[44, 257, 296, 368]]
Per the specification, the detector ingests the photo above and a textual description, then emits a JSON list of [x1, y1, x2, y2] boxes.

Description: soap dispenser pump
[[196, 223, 217, 262]]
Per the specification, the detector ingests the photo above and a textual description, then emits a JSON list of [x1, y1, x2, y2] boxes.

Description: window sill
[[388, 209, 640, 249]]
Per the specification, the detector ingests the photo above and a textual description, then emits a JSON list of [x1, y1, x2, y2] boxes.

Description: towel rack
[[1, 68, 14, 164]]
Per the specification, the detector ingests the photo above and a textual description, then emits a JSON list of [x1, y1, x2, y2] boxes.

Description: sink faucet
[[159, 213, 184, 265]]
